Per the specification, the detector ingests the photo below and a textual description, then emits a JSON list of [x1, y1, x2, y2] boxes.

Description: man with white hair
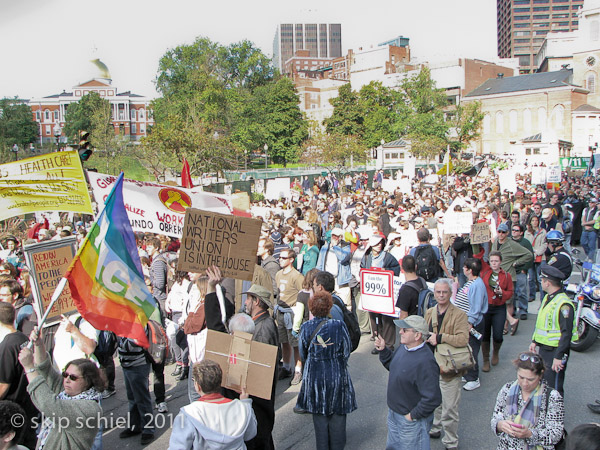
[[424, 278, 470, 450]]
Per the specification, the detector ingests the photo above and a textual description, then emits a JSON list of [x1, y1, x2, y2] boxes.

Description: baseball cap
[[497, 223, 509, 233], [393, 315, 430, 336]]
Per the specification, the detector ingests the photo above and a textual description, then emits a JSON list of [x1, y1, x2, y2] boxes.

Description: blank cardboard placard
[[178, 208, 262, 281], [205, 330, 278, 400], [470, 222, 491, 245]]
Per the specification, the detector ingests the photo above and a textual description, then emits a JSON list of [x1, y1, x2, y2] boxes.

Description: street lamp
[[53, 125, 62, 152], [264, 144, 268, 169]]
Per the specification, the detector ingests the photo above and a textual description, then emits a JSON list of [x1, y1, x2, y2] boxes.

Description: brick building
[[30, 77, 154, 144]]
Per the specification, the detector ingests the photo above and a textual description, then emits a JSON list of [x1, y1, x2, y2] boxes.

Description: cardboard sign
[[442, 234, 456, 252], [470, 222, 491, 245], [178, 208, 262, 281], [23, 237, 78, 326], [359, 268, 396, 315], [443, 212, 473, 234], [205, 330, 278, 400]]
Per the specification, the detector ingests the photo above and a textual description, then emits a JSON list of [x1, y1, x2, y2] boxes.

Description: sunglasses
[[518, 353, 541, 364], [498, 230, 508, 233], [62, 371, 81, 381], [279, 256, 293, 260]]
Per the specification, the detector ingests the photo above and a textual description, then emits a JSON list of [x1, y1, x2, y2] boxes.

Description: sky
[[0, 0, 498, 100]]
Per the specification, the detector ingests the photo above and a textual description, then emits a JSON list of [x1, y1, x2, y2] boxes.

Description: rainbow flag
[[65, 172, 158, 347]]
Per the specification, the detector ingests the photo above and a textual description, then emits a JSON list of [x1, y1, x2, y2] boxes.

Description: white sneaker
[[463, 379, 481, 391], [157, 402, 168, 413], [461, 377, 467, 383]]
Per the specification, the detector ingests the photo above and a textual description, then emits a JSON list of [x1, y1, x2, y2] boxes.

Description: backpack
[[74, 315, 119, 358], [146, 319, 169, 364], [94, 330, 118, 357], [414, 244, 440, 282], [332, 296, 361, 352], [405, 278, 437, 317]]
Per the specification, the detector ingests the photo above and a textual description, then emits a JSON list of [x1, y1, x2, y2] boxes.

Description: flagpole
[[27, 277, 68, 348], [446, 145, 450, 190]]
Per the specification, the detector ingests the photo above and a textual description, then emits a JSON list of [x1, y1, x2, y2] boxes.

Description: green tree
[[63, 92, 111, 142], [358, 82, 405, 148], [150, 36, 300, 173], [300, 124, 365, 174], [324, 83, 364, 137], [394, 67, 450, 160], [255, 77, 308, 167], [448, 101, 484, 151], [0, 98, 38, 153]]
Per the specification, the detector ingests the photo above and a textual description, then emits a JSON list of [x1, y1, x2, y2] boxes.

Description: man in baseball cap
[[374, 315, 442, 448]]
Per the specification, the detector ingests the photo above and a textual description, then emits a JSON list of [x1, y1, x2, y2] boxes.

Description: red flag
[[181, 158, 193, 188]]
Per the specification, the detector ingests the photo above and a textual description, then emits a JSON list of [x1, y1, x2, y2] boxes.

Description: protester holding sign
[[361, 234, 400, 354]]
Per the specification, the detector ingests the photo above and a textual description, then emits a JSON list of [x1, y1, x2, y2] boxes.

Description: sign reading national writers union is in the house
[[178, 208, 262, 281]]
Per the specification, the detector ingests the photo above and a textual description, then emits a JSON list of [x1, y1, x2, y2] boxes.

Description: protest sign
[[23, 236, 78, 326], [87, 172, 233, 238], [546, 165, 561, 183], [443, 212, 473, 234], [498, 169, 517, 193], [205, 330, 278, 400], [178, 208, 262, 281], [531, 166, 545, 185], [470, 222, 491, 245], [265, 178, 290, 200], [381, 178, 400, 193], [0, 151, 93, 221], [359, 268, 395, 315]]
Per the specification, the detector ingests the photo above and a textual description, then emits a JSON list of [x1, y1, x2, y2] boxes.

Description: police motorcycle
[[568, 248, 600, 352]]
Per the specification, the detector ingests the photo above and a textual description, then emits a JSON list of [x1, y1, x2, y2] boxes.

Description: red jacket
[[474, 249, 513, 306]]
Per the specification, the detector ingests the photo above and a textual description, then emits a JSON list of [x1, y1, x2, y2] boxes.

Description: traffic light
[[78, 131, 93, 161]]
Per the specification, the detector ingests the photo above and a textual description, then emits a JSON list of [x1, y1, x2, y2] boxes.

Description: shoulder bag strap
[[431, 306, 439, 334], [308, 319, 327, 345]]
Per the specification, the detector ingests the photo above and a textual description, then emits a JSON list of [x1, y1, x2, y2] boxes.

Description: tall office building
[[273, 23, 342, 70], [497, 0, 584, 73]]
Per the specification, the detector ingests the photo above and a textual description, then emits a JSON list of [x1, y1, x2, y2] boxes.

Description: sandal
[[510, 320, 519, 336], [503, 324, 509, 335]]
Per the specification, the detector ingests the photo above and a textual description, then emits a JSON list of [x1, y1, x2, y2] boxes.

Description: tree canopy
[[0, 98, 38, 154], [144, 36, 307, 176], [63, 92, 112, 143], [322, 68, 480, 161]]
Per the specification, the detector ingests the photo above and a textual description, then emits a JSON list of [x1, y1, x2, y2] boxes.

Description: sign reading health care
[[0, 151, 93, 220], [87, 172, 233, 238]]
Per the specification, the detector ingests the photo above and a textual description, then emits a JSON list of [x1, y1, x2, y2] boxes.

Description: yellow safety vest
[[532, 292, 577, 346]]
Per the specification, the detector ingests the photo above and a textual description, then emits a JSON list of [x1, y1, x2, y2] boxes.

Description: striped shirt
[[454, 280, 474, 315]]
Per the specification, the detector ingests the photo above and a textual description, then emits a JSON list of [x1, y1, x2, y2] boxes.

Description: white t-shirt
[[53, 314, 99, 371]]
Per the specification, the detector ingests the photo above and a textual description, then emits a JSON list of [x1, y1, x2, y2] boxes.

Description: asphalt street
[[101, 282, 600, 449]]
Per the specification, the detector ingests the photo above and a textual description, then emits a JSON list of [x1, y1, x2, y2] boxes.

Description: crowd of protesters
[[0, 162, 600, 449]]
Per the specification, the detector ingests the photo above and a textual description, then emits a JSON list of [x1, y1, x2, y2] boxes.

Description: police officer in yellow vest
[[528, 265, 576, 396]]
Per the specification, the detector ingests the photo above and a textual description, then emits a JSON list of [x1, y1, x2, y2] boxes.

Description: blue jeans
[[313, 413, 346, 450], [514, 272, 529, 315], [536, 263, 543, 296], [188, 364, 201, 403], [581, 230, 597, 259], [528, 266, 538, 301], [387, 409, 433, 450], [122, 363, 154, 435]]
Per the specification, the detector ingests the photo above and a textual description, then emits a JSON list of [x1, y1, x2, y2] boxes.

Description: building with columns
[[30, 76, 153, 144]]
